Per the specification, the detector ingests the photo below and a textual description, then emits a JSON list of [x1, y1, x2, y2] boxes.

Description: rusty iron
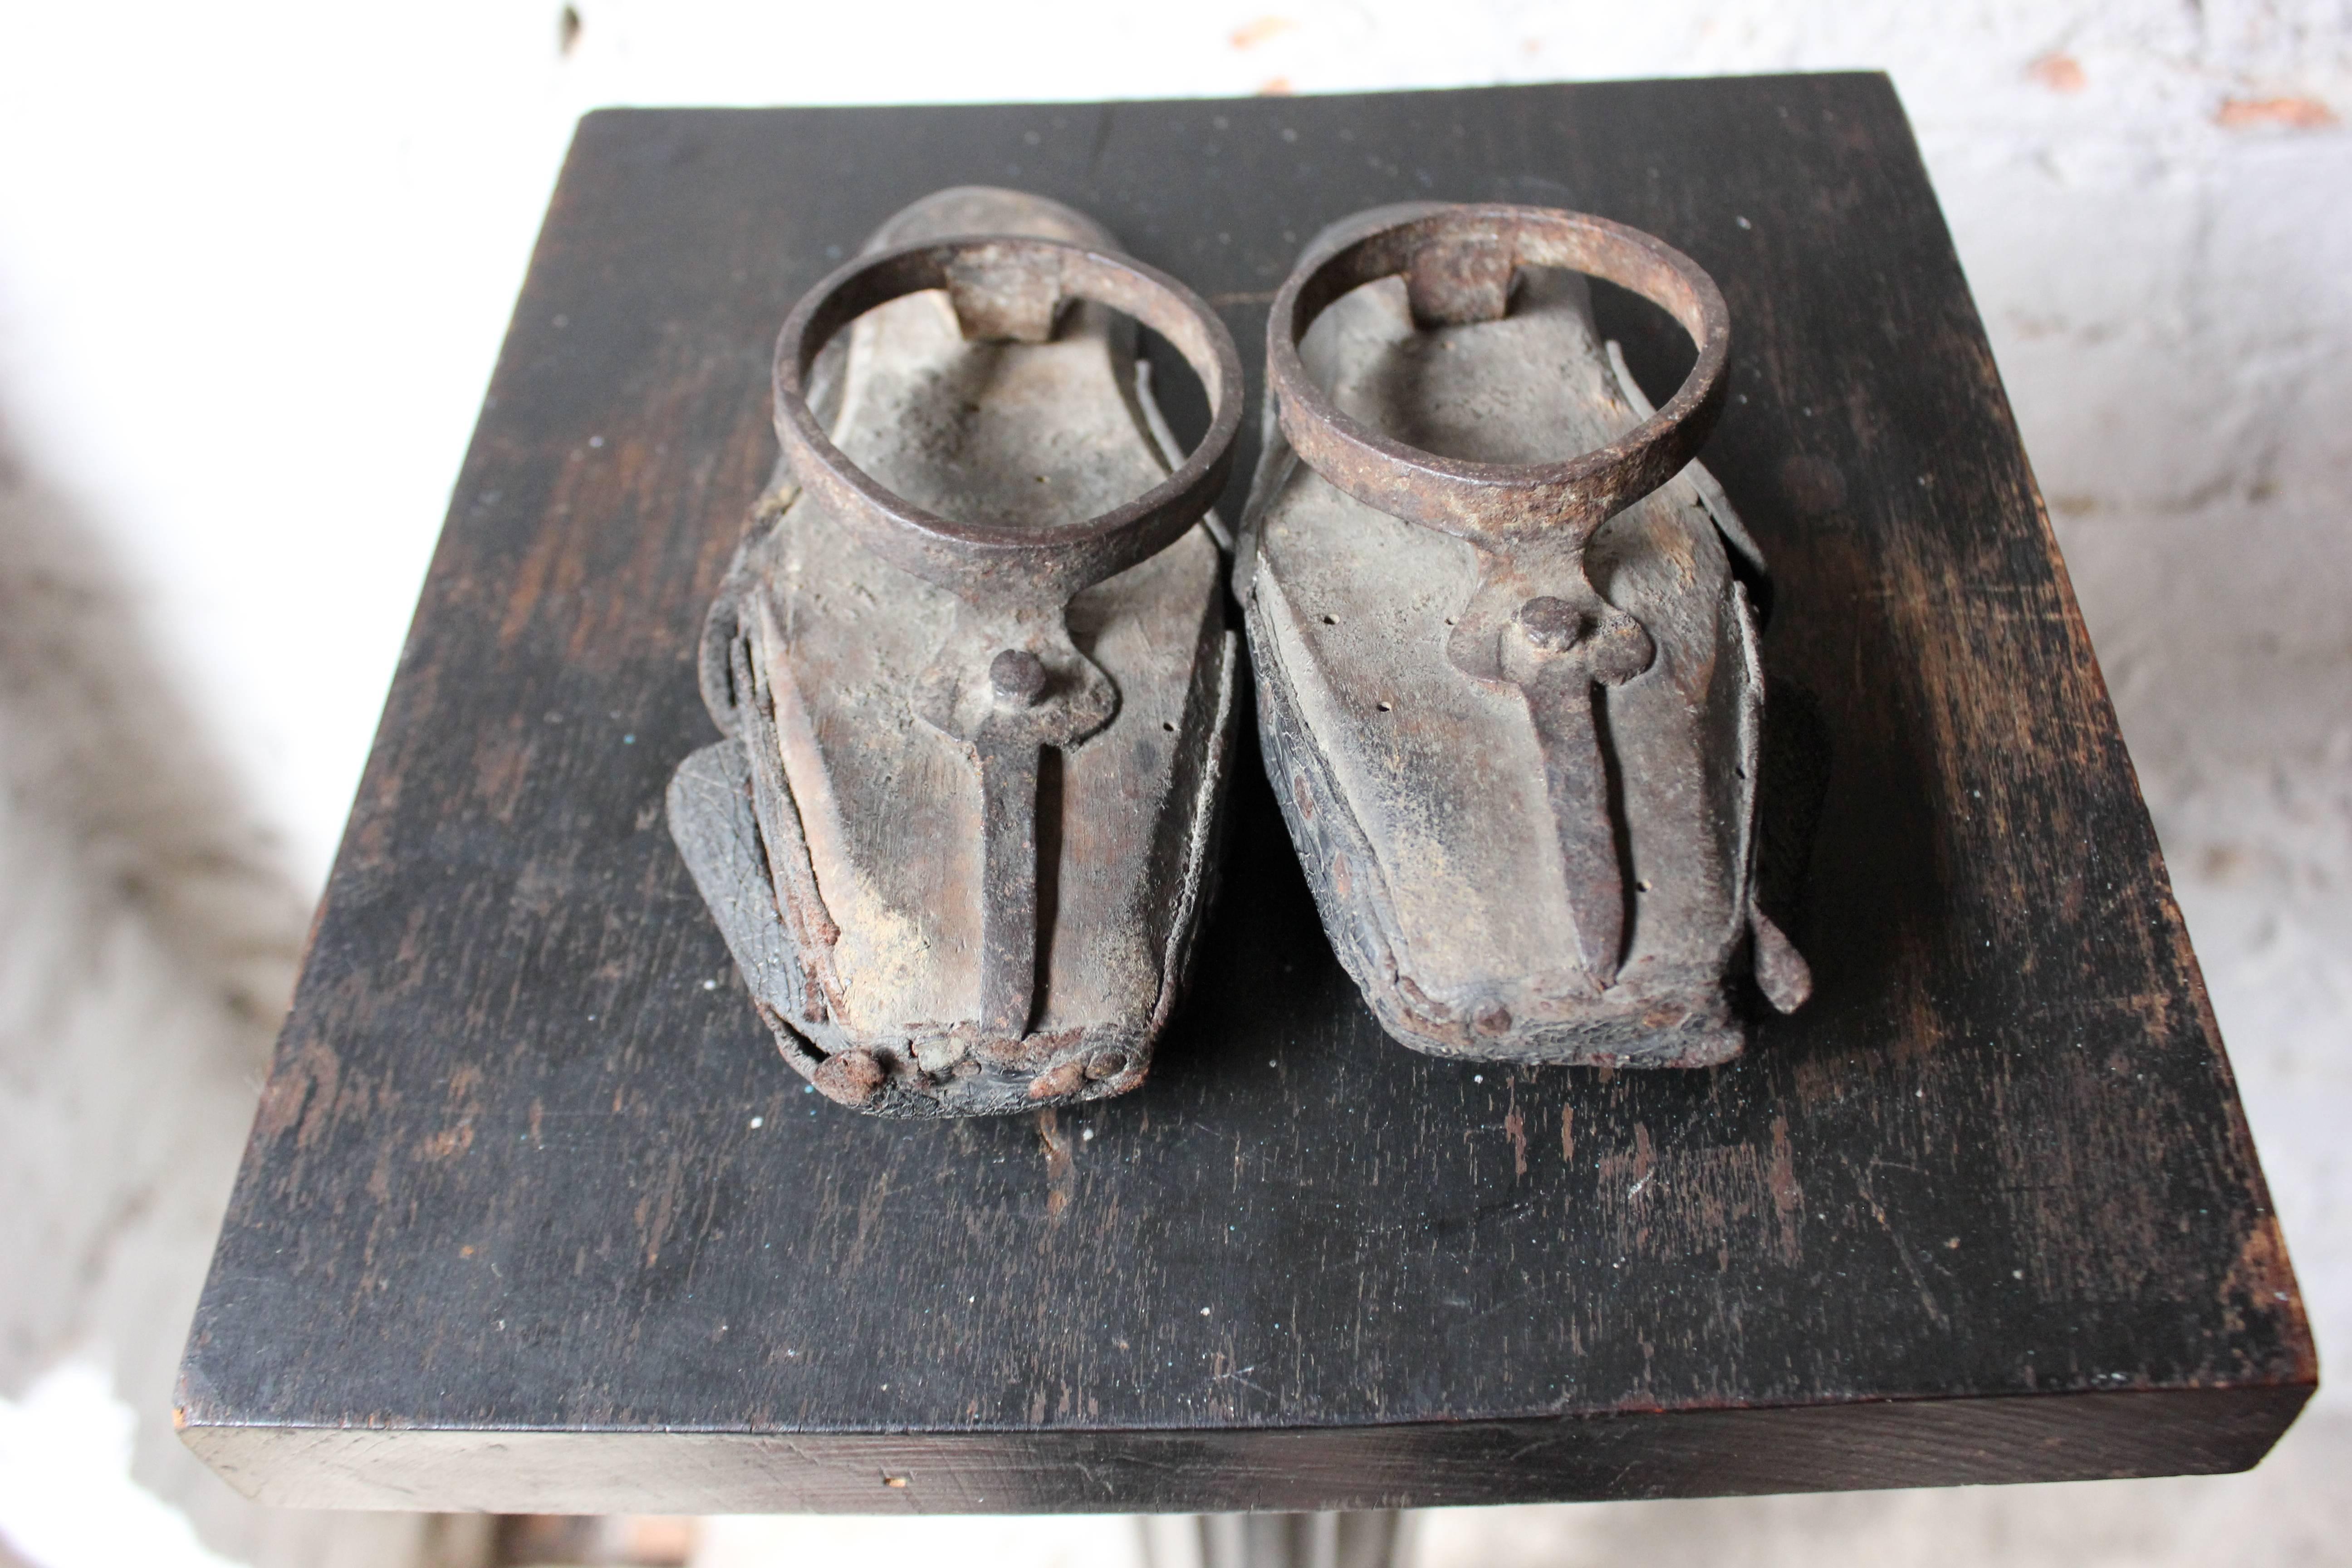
[[1266, 206, 1732, 545], [1239, 203, 1808, 1067], [669, 188, 1243, 1116], [774, 235, 1243, 606]]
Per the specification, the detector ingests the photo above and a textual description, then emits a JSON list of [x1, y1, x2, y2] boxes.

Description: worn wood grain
[[176, 74, 2314, 1513]]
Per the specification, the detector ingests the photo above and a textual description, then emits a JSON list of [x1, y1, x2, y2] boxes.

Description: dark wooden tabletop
[[176, 74, 2314, 1514]]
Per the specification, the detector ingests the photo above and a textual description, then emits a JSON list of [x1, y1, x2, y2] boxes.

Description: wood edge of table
[[562, 70, 1904, 139], [176, 1380, 2314, 1514]]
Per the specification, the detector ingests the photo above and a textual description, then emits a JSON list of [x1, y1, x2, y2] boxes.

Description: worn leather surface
[[1245, 261, 1764, 1064], [671, 188, 1236, 1115]]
